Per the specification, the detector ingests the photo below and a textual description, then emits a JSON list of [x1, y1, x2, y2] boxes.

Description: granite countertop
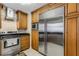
[[0, 33, 30, 36], [39, 32, 63, 34]]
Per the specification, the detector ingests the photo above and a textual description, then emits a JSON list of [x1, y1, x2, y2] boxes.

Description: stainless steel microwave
[[32, 23, 38, 29]]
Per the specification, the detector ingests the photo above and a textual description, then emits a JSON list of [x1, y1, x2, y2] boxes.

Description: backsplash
[[0, 6, 17, 32], [0, 6, 31, 33], [0, 20, 17, 32]]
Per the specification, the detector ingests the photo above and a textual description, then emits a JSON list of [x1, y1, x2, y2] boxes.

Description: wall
[[26, 12, 31, 34], [26, 12, 32, 49], [0, 5, 31, 34], [0, 6, 17, 32]]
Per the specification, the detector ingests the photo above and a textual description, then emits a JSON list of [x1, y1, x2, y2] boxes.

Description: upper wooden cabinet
[[32, 11, 39, 23], [16, 11, 28, 30], [68, 4, 77, 14], [20, 35, 30, 51]]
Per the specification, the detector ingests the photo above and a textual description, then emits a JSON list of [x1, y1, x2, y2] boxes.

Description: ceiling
[[3, 3, 47, 13]]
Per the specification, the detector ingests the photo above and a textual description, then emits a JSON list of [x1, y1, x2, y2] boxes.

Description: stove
[[0, 31, 26, 35], [0, 31, 20, 56]]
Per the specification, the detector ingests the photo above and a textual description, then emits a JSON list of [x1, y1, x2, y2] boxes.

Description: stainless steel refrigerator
[[38, 16, 64, 56]]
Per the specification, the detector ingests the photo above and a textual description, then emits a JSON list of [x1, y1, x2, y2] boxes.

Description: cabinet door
[[68, 4, 77, 14], [20, 35, 30, 51], [32, 11, 39, 23], [20, 13, 27, 29], [67, 17, 77, 56], [32, 29, 39, 50], [77, 17, 79, 56], [16, 11, 27, 30]]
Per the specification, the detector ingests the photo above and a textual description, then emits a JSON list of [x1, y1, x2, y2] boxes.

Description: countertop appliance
[[32, 23, 38, 30]]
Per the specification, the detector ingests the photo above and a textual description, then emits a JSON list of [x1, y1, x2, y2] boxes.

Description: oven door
[[4, 38, 19, 48], [1, 35, 20, 56], [1, 35, 19, 48]]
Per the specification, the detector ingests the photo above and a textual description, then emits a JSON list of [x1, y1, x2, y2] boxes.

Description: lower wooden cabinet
[[77, 17, 79, 56], [32, 29, 39, 50], [20, 35, 30, 51], [67, 17, 77, 56]]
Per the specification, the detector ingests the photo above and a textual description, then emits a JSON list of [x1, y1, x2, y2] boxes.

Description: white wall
[[26, 13, 31, 34], [26, 12, 32, 49], [0, 6, 17, 32]]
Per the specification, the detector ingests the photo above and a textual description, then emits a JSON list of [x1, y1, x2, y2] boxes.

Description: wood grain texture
[[64, 4, 68, 16], [32, 11, 39, 23], [20, 35, 30, 51], [16, 11, 28, 30], [64, 18, 68, 56], [77, 17, 79, 56], [67, 17, 77, 56], [68, 4, 77, 14], [32, 29, 39, 50]]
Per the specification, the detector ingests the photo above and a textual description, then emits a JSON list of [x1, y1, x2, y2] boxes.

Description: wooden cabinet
[[65, 17, 78, 56], [16, 11, 28, 30], [64, 18, 68, 56], [32, 11, 39, 23], [67, 17, 77, 56], [32, 29, 39, 50], [20, 35, 30, 51], [65, 3, 79, 56], [77, 17, 79, 56], [68, 4, 77, 14]]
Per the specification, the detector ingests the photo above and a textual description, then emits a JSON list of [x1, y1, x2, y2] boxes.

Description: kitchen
[[0, 3, 79, 56], [0, 3, 30, 56]]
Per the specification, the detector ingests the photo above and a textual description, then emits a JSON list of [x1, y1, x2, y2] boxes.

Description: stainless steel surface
[[32, 23, 38, 29], [0, 31, 28, 36], [39, 7, 64, 56], [0, 36, 20, 56]]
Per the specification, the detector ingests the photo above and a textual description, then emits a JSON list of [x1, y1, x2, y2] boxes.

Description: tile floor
[[22, 49, 43, 56], [17, 42, 63, 56], [39, 42, 64, 56]]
